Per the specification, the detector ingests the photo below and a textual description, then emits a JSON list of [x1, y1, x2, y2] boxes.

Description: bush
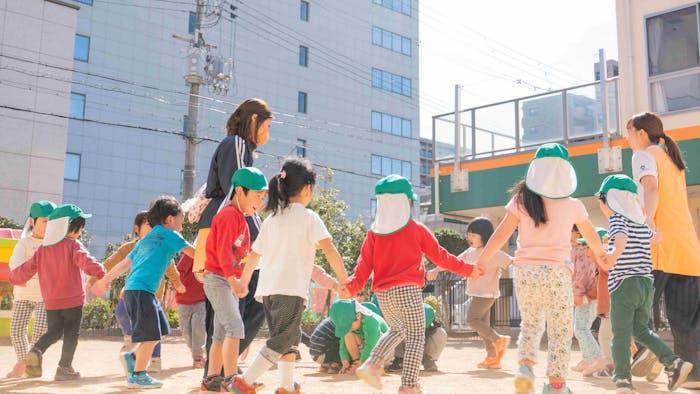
[[423, 295, 442, 318], [166, 308, 179, 329], [301, 309, 322, 326], [81, 297, 111, 329]]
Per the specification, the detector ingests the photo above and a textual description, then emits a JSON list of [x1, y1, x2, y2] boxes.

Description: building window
[[371, 154, 412, 179], [371, 111, 411, 137], [64, 153, 81, 181], [371, 26, 411, 56], [370, 199, 377, 220], [296, 139, 306, 157], [75, 0, 92, 4], [300, 0, 309, 21], [371, 68, 411, 97], [188, 12, 196, 34], [373, 0, 411, 16], [299, 45, 308, 66], [74, 34, 90, 62], [647, 6, 700, 113], [70, 93, 86, 119], [297, 91, 307, 113]]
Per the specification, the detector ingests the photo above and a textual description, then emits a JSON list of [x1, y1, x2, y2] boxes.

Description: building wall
[[62, 0, 419, 256], [0, 0, 78, 223]]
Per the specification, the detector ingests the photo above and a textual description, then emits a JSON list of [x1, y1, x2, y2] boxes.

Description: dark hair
[[265, 157, 316, 215], [572, 225, 580, 233], [510, 180, 547, 227], [467, 217, 494, 246], [147, 196, 182, 227], [133, 211, 149, 228], [231, 187, 250, 200], [67, 217, 86, 234], [627, 112, 686, 171], [598, 193, 607, 204], [225, 98, 272, 143]]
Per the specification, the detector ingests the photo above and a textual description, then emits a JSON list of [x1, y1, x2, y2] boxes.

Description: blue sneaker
[[120, 352, 136, 377], [514, 364, 535, 394], [542, 383, 573, 393], [127, 371, 163, 389]]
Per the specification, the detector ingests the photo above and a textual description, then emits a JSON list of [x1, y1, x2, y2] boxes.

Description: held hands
[[336, 284, 352, 299], [425, 268, 440, 281], [175, 283, 186, 294], [468, 264, 484, 280], [646, 219, 663, 245], [574, 295, 584, 307], [230, 277, 248, 298]]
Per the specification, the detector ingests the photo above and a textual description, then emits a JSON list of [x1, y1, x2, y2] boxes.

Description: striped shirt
[[309, 318, 338, 358], [607, 213, 653, 293]]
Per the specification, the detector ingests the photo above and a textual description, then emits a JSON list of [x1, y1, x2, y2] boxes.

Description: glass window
[[74, 34, 90, 62], [402, 77, 411, 96], [392, 159, 402, 175], [392, 34, 402, 52], [372, 68, 382, 88], [651, 73, 700, 113], [382, 30, 392, 48], [372, 27, 382, 45], [402, 37, 411, 55], [402, 119, 411, 137], [188, 12, 196, 34], [402, 161, 412, 179], [401, 0, 411, 16], [296, 139, 306, 157], [381, 156, 391, 175], [299, 45, 308, 66], [75, 0, 92, 4], [300, 0, 309, 21], [70, 93, 85, 119], [646, 6, 699, 76], [381, 113, 391, 132], [371, 111, 382, 130], [371, 155, 382, 174], [392, 116, 402, 135], [297, 91, 307, 113], [392, 74, 402, 94], [64, 153, 81, 181], [381, 71, 392, 91]]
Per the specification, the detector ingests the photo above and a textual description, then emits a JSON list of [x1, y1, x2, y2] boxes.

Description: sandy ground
[[0, 332, 694, 394]]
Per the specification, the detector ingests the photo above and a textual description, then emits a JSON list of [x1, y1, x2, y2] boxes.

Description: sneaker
[[614, 379, 635, 393], [422, 357, 438, 372], [356, 361, 383, 390], [200, 375, 223, 393], [646, 360, 663, 382], [387, 357, 403, 372], [542, 383, 573, 393], [514, 364, 535, 394], [398, 385, 426, 393], [570, 359, 589, 372], [193, 356, 206, 369], [54, 365, 81, 381], [148, 357, 161, 373], [477, 357, 502, 369], [120, 351, 136, 377], [6, 361, 26, 378], [593, 365, 614, 379], [274, 382, 300, 394], [127, 371, 163, 389], [24, 348, 42, 378], [231, 376, 265, 394], [582, 357, 609, 376], [631, 348, 656, 377], [495, 336, 511, 359], [666, 358, 693, 392]]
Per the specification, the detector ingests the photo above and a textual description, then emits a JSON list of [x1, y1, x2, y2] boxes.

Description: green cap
[[231, 167, 268, 191], [330, 299, 362, 338], [48, 204, 92, 221], [578, 227, 608, 246], [375, 174, 418, 201], [597, 174, 637, 196], [29, 200, 56, 218], [534, 143, 571, 161]]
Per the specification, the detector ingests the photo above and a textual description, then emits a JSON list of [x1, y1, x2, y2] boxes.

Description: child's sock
[[242, 352, 274, 383], [278, 361, 294, 391]]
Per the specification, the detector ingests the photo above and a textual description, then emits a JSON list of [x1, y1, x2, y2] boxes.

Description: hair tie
[[280, 170, 287, 179]]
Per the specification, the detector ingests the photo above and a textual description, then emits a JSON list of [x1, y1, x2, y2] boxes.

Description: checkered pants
[[10, 300, 48, 362], [370, 285, 425, 388]]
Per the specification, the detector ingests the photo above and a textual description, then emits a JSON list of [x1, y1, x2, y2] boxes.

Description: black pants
[[203, 270, 265, 376], [33, 305, 83, 368], [654, 271, 700, 381]]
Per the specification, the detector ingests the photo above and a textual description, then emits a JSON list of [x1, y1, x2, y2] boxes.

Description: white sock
[[278, 361, 295, 391], [242, 352, 274, 383]]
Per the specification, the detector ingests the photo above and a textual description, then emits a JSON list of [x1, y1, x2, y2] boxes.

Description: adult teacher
[[625, 112, 700, 388]]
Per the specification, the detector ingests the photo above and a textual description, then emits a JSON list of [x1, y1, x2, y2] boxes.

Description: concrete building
[[39, 0, 420, 256], [0, 0, 80, 223]]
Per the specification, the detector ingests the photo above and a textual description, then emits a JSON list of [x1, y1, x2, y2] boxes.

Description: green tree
[[0, 217, 22, 229], [425, 228, 468, 269]]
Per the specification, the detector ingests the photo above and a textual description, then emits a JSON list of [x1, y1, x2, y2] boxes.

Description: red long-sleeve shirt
[[176, 254, 205, 305], [204, 205, 250, 279], [9, 238, 105, 310], [346, 220, 474, 295]]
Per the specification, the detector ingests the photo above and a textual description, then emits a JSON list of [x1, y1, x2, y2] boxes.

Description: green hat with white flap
[[525, 143, 577, 199], [597, 174, 645, 225]]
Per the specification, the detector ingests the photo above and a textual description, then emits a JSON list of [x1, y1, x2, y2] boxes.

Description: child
[[571, 225, 607, 376], [475, 143, 605, 394], [176, 254, 206, 369], [330, 299, 389, 374], [6, 200, 55, 378], [429, 217, 513, 369], [597, 174, 693, 393], [97, 196, 194, 389], [199, 167, 268, 392], [9, 204, 106, 381], [305, 317, 342, 373], [97, 211, 183, 373], [342, 174, 480, 394], [233, 157, 350, 394]]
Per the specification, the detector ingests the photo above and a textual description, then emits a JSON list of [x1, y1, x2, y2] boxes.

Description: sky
[[418, 0, 619, 143]]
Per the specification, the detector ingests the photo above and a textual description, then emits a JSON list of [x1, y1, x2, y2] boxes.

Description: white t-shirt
[[252, 203, 331, 300], [9, 236, 44, 302], [631, 146, 660, 209]]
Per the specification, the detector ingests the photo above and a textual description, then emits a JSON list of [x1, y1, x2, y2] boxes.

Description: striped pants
[[10, 300, 48, 362], [370, 285, 425, 388]]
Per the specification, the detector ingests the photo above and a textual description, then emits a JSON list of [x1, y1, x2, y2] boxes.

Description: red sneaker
[[274, 382, 301, 394], [230, 376, 265, 394]]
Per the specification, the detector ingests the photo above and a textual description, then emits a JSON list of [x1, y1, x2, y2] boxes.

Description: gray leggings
[[466, 296, 500, 357]]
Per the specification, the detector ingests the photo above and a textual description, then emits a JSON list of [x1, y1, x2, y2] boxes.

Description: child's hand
[[230, 278, 248, 298], [650, 230, 663, 245], [426, 268, 440, 281], [338, 285, 352, 299], [175, 283, 186, 293], [348, 361, 361, 374], [339, 360, 350, 374], [468, 265, 484, 280]]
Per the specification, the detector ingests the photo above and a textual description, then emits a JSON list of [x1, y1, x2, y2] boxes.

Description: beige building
[[0, 0, 79, 222]]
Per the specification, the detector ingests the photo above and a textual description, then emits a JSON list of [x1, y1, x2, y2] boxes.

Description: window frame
[[300, 0, 309, 21], [371, 26, 412, 57], [64, 152, 81, 181], [70, 92, 86, 119], [299, 45, 308, 67], [370, 110, 412, 138], [370, 154, 412, 179], [74, 34, 90, 62], [297, 91, 307, 113], [371, 68, 412, 97], [296, 138, 307, 157]]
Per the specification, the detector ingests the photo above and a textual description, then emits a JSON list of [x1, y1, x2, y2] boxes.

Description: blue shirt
[[125, 225, 188, 294], [607, 213, 653, 293]]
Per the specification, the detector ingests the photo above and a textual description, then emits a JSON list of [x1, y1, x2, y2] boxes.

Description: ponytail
[[628, 112, 686, 171], [264, 157, 317, 215], [225, 98, 272, 143], [661, 135, 686, 171], [510, 180, 547, 227], [265, 174, 286, 215]]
